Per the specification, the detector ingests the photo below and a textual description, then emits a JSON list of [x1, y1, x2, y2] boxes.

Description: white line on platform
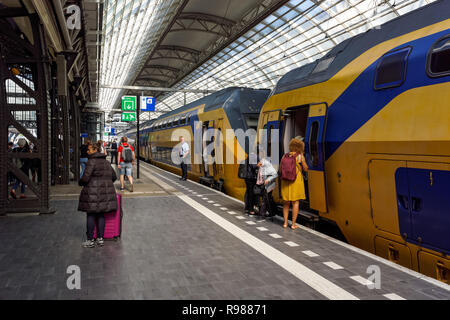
[[236, 216, 246, 220], [202, 198, 208, 200], [213, 203, 221, 207], [302, 250, 319, 257], [284, 241, 299, 247], [227, 211, 237, 215], [269, 233, 282, 239], [350, 275, 374, 286], [257, 227, 269, 231], [383, 293, 406, 300], [177, 194, 358, 300], [220, 207, 228, 211], [246, 221, 256, 225], [323, 262, 344, 270], [208, 201, 215, 203]]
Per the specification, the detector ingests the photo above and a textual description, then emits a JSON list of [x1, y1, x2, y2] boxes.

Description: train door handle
[[397, 194, 409, 210], [411, 197, 422, 213]]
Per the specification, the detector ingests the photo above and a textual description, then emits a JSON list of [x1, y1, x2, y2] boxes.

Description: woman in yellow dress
[[280, 138, 308, 229]]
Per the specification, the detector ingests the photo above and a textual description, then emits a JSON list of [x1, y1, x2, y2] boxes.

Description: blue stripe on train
[[325, 28, 450, 161]]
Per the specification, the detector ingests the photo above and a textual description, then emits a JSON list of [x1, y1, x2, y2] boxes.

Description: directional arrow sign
[[121, 96, 136, 111], [121, 113, 136, 122]]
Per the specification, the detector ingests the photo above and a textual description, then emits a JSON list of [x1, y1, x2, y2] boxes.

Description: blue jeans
[[13, 179, 26, 194], [80, 158, 88, 177], [119, 162, 133, 176]]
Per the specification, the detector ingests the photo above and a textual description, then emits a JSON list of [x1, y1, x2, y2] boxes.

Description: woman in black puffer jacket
[[78, 142, 117, 248]]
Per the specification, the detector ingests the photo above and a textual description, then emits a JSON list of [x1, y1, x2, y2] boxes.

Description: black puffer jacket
[[78, 152, 117, 213]]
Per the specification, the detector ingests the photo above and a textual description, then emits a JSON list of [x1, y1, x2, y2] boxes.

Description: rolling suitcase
[[94, 194, 123, 240]]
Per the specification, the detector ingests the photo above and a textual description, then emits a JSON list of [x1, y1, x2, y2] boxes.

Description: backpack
[[280, 152, 300, 181], [122, 144, 133, 163]]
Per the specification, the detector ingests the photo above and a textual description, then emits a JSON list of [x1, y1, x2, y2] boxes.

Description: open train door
[[305, 103, 329, 213]]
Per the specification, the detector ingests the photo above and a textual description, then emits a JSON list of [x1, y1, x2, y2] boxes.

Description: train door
[[261, 110, 281, 166], [201, 121, 209, 176], [304, 103, 329, 213], [396, 162, 450, 254], [281, 105, 309, 205], [207, 121, 215, 177], [214, 118, 224, 177]]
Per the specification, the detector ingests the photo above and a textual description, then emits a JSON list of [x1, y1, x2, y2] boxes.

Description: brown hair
[[88, 142, 100, 152], [121, 136, 128, 143], [84, 139, 91, 145], [289, 138, 304, 153]]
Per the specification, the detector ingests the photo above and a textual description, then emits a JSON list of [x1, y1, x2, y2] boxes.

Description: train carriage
[[257, 0, 450, 282], [130, 87, 270, 200]]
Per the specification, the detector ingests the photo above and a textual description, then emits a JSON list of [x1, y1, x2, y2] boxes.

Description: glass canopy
[[98, 0, 436, 121]]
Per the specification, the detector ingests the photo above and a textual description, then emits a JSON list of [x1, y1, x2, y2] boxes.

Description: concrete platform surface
[[0, 162, 449, 300]]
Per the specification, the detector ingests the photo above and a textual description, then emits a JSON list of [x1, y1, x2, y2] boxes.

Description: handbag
[[238, 163, 247, 179], [253, 184, 265, 196]]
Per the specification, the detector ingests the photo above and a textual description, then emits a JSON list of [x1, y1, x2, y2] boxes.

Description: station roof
[[98, 0, 436, 122]]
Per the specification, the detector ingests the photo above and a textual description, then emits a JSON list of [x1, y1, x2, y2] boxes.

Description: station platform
[[0, 162, 449, 300]]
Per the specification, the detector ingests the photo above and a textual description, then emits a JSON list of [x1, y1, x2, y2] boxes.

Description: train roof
[[155, 87, 270, 122], [273, 0, 450, 95]]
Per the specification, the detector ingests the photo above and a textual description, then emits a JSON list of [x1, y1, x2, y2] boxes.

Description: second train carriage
[[129, 87, 270, 200]]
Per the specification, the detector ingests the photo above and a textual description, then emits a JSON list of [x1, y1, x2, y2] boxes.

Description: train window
[[374, 47, 411, 90], [180, 114, 187, 125], [309, 121, 320, 167], [427, 36, 450, 78], [267, 125, 273, 157]]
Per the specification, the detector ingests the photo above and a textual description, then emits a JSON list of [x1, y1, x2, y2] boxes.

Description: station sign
[[80, 133, 88, 138], [140, 96, 156, 112], [121, 96, 136, 111], [105, 126, 112, 133], [121, 113, 136, 122]]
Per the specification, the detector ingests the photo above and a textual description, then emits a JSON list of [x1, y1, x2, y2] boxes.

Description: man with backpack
[[118, 136, 135, 192], [110, 139, 118, 165]]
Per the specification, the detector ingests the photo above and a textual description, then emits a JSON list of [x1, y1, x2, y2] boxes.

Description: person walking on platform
[[118, 136, 135, 192], [78, 141, 117, 248], [280, 138, 308, 229], [110, 139, 118, 165], [178, 136, 190, 181], [243, 152, 259, 215], [80, 139, 90, 178], [255, 156, 278, 219], [10, 138, 31, 199]]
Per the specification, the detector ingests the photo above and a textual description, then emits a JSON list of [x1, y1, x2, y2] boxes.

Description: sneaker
[[96, 238, 104, 246], [82, 240, 95, 248], [120, 187, 125, 191], [10, 190, 17, 199]]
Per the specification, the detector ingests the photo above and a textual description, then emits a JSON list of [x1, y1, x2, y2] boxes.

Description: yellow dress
[[281, 153, 306, 201]]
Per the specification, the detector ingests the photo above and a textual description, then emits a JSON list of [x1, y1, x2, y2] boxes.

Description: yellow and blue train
[[257, 0, 450, 282], [124, 0, 450, 282], [123, 87, 270, 200]]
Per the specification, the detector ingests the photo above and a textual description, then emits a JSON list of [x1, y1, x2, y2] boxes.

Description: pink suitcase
[[94, 194, 123, 240]]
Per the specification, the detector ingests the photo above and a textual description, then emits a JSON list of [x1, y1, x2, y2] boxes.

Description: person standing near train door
[[178, 136, 190, 181]]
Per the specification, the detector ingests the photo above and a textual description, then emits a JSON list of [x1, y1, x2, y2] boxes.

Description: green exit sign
[[121, 96, 136, 111], [121, 113, 136, 122]]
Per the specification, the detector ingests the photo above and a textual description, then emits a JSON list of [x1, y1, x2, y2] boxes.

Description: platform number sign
[[121, 96, 136, 111], [121, 113, 136, 122], [141, 96, 155, 112]]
